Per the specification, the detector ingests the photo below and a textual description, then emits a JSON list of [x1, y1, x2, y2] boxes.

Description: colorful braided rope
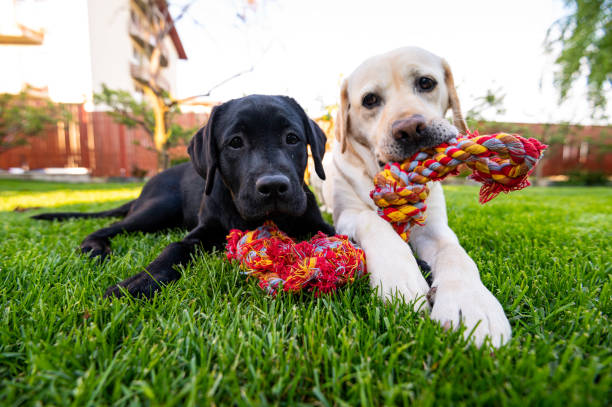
[[370, 131, 548, 241], [226, 222, 367, 295]]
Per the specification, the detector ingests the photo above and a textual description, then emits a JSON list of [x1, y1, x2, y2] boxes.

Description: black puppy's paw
[[103, 271, 166, 300], [80, 238, 111, 261], [322, 224, 336, 236], [315, 222, 335, 236], [103, 283, 128, 299]]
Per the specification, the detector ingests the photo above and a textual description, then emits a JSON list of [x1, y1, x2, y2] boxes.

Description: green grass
[[1, 180, 610, 406]]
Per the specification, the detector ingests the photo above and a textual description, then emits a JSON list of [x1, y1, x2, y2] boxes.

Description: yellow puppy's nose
[[392, 114, 427, 140]]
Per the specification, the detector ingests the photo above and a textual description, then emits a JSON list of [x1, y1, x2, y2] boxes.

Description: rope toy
[[371, 131, 548, 241], [226, 222, 366, 295]]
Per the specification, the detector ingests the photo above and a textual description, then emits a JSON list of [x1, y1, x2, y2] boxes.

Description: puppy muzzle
[[378, 115, 459, 163], [236, 174, 307, 221]]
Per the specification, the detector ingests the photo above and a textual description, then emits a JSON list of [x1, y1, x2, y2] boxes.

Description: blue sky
[[172, 0, 611, 124]]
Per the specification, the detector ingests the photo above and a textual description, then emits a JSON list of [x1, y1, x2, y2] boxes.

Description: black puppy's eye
[[286, 133, 299, 145], [417, 76, 437, 92], [228, 136, 243, 149], [362, 93, 381, 109]]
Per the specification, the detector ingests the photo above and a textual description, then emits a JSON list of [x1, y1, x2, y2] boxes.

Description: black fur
[[32, 95, 334, 299]]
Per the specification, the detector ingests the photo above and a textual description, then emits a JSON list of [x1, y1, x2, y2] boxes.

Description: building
[[0, 0, 194, 177], [0, 0, 186, 103]]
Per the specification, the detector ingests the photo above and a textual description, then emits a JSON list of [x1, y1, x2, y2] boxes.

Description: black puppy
[[33, 95, 334, 298]]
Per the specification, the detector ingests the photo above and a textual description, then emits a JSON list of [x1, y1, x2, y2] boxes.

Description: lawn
[[0, 179, 610, 406]]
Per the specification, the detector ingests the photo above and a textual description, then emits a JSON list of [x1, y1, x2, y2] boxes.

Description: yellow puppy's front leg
[[337, 208, 431, 311], [410, 182, 512, 347]]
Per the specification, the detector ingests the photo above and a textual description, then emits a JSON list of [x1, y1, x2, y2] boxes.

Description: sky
[[170, 0, 611, 125]]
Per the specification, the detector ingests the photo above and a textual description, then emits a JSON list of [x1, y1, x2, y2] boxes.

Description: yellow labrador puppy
[[321, 47, 511, 347]]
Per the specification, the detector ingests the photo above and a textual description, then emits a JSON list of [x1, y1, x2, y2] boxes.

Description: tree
[[0, 89, 70, 154], [93, 84, 198, 168], [465, 88, 506, 128], [546, 0, 612, 115], [124, 0, 194, 170], [96, 0, 254, 171]]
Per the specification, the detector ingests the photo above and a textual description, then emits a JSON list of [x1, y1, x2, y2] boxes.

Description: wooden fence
[[473, 121, 612, 177], [1, 106, 610, 178], [0, 105, 208, 177]]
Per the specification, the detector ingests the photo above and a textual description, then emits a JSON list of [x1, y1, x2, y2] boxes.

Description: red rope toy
[[225, 131, 546, 295], [370, 131, 548, 240], [226, 222, 366, 295]]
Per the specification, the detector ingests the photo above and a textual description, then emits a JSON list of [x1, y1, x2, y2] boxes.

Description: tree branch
[[171, 66, 254, 106], [134, 77, 167, 101], [155, 0, 196, 44], [109, 107, 154, 136]]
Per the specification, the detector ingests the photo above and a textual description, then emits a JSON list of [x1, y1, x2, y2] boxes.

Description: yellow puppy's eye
[[362, 93, 382, 108], [417, 77, 436, 92]]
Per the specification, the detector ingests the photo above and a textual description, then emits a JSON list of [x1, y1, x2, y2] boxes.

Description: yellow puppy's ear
[[336, 79, 350, 153], [442, 60, 469, 134]]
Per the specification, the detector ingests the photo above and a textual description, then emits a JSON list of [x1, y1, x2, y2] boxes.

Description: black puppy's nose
[[256, 175, 290, 197], [392, 114, 427, 140]]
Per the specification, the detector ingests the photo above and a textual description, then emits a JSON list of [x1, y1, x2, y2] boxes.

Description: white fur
[[321, 47, 512, 347], [410, 182, 512, 347]]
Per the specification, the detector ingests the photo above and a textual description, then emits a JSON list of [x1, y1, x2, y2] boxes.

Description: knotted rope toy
[[371, 131, 548, 241], [225, 131, 545, 295], [226, 222, 366, 295]]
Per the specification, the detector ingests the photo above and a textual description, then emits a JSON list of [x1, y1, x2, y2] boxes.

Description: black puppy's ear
[[188, 104, 223, 195], [306, 119, 327, 180], [187, 127, 205, 177], [280, 96, 327, 180]]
